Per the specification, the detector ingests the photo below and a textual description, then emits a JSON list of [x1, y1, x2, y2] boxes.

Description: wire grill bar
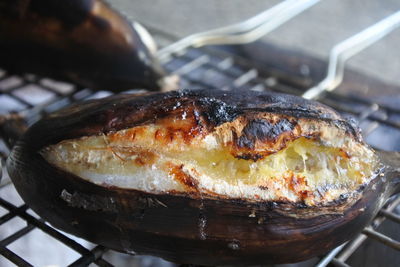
[[68, 246, 112, 267], [362, 227, 400, 250], [1, 224, 35, 247], [331, 258, 351, 267], [380, 209, 400, 224], [0, 196, 113, 266], [317, 196, 400, 267], [0, 198, 85, 254], [0, 246, 33, 267]]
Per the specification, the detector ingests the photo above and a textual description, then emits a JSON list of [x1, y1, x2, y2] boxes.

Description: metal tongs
[[157, 0, 320, 60], [302, 10, 400, 100], [158, 0, 400, 101]]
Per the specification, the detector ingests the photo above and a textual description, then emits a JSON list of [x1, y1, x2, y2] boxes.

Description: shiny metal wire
[[302, 10, 400, 100], [157, 0, 321, 60]]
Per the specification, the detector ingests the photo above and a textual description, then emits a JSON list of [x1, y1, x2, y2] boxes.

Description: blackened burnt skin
[[0, 0, 167, 91], [24, 89, 353, 145], [238, 118, 296, 149], [7, 89, 384, 265]]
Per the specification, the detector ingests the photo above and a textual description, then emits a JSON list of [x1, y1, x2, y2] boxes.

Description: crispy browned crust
[[7, 89, 386, 265], [25, 89, 362, 151], [0, 0, 165, 90]]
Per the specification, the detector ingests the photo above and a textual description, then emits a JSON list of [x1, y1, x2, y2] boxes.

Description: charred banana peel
[[7, 90, 381, 265]]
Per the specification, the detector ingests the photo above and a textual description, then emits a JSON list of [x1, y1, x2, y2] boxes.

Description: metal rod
[[0, 224, 35, 246], [335, 234, 368, 264], [303, 10, 400, 99], [158, 0, 320, 60], [68, 246, 110, 267], [0, 198, 90, 255], [363, 227, 400, 250], [0, 204, 28, 225], [315, 243, 347, 267], [336, 197, 400, 261], [331, 258, 351, 267], [379, 209, 400, 224], [0, 246, 33, 267]]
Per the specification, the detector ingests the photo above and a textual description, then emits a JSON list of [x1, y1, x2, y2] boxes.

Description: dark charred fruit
[[7, 89, 384, 265], [0, 0, 168, 91]]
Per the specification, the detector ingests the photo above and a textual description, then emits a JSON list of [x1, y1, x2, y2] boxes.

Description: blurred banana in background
[[0, 0, 172, 91]]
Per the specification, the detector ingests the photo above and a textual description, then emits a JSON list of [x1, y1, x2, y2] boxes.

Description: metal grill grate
[[1, 26, 400, 267]]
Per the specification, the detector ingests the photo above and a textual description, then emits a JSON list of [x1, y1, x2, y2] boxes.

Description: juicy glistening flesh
[[41, 119, 378, 206]]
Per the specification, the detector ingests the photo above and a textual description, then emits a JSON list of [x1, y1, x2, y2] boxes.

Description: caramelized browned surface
[[33, 89, 360, 146], [41, 117, 376, 206]]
